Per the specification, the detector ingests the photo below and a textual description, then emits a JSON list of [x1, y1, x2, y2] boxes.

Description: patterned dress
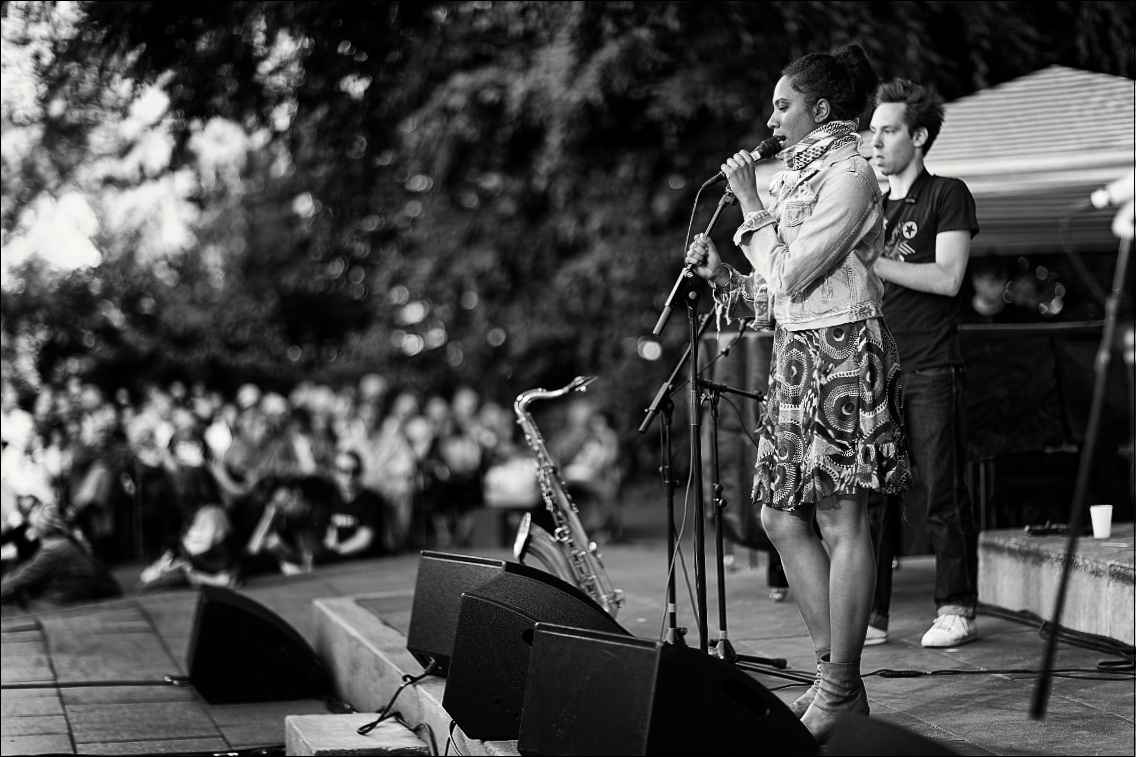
[[754, 319, 910, 511]]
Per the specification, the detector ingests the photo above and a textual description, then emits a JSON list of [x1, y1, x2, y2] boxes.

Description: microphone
[[1091, 170, 1135, 209], [701, 136, 786, 189]]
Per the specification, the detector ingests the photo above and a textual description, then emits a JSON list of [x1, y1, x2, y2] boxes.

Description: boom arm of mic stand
[[653, 189, 738, 337], [696, 378, 764, 403]]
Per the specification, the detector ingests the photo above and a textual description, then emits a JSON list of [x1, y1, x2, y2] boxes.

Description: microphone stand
[[1031, 227, 1133, 719], [699, 378, 789, 673], [649, 188, 739, 654], [645, 182, 812, 684], [658, 187, 736, 650], [659, 397, 685, 646], [641, 311, 716, 646]]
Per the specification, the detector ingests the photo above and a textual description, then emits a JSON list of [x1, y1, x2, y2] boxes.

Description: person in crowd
[[212, 401, 263, 507], [960, 255, 1038, 325], [551, 398, 622, 540], [124, 386, 178, 561], [203, 400, 237, 463], [684, 43, 910, 741], [243, 477, 325, 576], [866, 79, 981, 649], [1, 380, 37, 525], [302, 394, 340, 473], [420, 393, 483, 547], [137, 466, 237, 589], [1, 494, 44, 575], [67, 386, 123, 558], [253, 393, 304, 480], [479, 401, 541, 523], [1, 501, 121, 608], [320, 450, 391, 561], [358, 391, 420, 552]]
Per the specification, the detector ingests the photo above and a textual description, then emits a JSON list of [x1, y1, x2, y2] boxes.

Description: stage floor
[[2, 510, 1133, 755]]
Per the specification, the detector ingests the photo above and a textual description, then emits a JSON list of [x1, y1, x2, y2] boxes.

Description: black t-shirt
[[329, 490, 385, 553], [880, 170, 980, 371]]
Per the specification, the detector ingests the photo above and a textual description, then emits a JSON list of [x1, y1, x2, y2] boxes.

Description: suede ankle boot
[[800, 656, 869, 743], [787, 649, 828, 718]]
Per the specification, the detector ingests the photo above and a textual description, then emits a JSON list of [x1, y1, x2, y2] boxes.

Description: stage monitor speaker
[[442, 572, 628, 742], [824, 715, 960, 756], [516, 624, 818, 756], [187, 585, 330, 705], [406, 551, 510, 677]]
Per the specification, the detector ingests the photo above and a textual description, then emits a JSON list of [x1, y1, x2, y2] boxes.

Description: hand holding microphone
[[701, 135, 785, 189]]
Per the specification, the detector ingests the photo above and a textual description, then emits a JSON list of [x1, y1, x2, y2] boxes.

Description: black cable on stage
[[866, 666, 1133, 681], [445, 720, 460, 756], [356, 659, 437, 735], [108, 746, 287, 756], [382, 711, 439, 756], [978, 603, 1135, 665], [2, 674, 200, 690]]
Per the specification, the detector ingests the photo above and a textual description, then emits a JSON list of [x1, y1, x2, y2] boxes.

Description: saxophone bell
[[514, 512, 578, 587]]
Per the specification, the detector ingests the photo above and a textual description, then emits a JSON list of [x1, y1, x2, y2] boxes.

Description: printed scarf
[[776, 119, 861, 171]]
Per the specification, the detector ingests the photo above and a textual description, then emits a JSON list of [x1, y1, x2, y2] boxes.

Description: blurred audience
[[0, 368, 618, 598]]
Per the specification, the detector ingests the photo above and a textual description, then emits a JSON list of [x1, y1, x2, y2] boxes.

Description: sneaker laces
[[932, 614, 968, 636]]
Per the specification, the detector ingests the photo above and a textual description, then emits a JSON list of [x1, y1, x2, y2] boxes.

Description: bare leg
[[815, 489, 875, 663], [761, 503, 831, 653]]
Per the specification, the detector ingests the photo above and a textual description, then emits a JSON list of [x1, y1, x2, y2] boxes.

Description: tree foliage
[[2, 0, 1133, 468]]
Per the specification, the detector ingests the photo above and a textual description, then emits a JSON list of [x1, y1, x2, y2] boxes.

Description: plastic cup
[[1089, 505, 1113, 539]]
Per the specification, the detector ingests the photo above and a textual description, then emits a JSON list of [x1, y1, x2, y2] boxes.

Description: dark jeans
[[868, 366, 979, 629]]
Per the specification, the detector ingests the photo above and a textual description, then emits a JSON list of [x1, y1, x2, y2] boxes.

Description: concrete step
[[313, 594, 519, 757], [978, 522, 1134, 644], [285, 714, 429, 755]]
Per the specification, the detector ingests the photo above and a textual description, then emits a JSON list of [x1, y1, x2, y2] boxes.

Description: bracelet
[[708, 265, 736, 291], [733, 209, 775, 247]]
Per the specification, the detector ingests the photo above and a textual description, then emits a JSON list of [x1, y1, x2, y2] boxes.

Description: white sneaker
[[921, 614, 978, 647], [864, 625, 888, 646]]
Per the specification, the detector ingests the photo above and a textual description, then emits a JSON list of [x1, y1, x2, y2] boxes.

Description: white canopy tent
[[754, 65, 1135, 254]]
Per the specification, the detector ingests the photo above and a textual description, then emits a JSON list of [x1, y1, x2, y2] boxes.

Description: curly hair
[[874, 79, 947, 155], [782, 42, 880, 124]]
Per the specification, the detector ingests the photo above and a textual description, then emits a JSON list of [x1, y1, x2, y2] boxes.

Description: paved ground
[[2, 494, 1133, 755]]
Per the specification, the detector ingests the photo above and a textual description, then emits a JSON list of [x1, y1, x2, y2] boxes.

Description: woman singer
[[684, 42, 911, 743]]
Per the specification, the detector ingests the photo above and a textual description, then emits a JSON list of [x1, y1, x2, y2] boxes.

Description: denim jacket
[[713, 141, 884, 332]]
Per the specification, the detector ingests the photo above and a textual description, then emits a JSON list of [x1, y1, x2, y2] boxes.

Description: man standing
[[867, 79, 981, 648]]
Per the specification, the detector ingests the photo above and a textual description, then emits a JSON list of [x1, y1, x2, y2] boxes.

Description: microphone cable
[[978, 603, 1135, 667], [657, 464, 702, 642], [356, 659, 437, 735]]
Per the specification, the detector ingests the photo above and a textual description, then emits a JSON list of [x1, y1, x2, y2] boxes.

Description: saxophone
[[511, 376, 625, 618]]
